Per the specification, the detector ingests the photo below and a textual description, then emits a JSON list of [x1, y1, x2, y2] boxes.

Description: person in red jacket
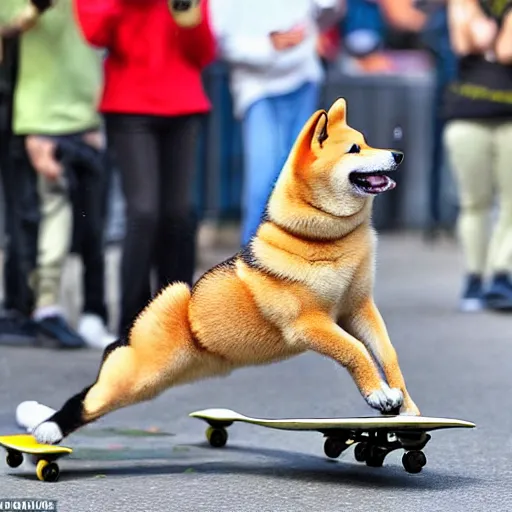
[[74, 0, 216, 335]]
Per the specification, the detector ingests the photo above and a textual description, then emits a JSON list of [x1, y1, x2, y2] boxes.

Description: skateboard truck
[[322, 429, 432, 473]]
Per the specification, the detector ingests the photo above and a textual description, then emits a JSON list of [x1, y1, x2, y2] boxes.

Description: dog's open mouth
[[349, 171, 396, 195]]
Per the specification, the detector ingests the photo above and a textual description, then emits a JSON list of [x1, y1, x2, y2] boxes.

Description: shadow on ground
[[5, 441, 482, 492]]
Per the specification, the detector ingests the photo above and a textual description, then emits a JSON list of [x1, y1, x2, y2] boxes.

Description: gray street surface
[[0, 233, 511, 512]]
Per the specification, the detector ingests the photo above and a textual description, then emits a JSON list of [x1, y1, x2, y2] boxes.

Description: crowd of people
[[0, 0, 510, 351]]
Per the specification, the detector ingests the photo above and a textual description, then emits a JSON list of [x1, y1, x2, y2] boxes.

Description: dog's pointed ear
[[289, 109, 329, 167], [326, 97, 347, 126]]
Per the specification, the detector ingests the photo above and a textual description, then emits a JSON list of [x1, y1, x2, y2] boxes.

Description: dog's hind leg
[[32, 283, 227, 444]]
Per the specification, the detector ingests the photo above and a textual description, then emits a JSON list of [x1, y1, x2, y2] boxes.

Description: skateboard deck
[[190, 408, 476, 474], [0, 434, 72, 482]]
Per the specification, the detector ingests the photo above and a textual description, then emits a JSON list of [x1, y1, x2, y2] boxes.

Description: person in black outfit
[[0, 35, 39, 345]]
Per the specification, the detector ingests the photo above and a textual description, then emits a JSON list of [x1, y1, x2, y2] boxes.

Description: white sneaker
[[77, 314, 117, 349], [16, 401, 56, 432]]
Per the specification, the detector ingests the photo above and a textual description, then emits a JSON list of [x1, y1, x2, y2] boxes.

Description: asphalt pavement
[[0, 233, 511, 512]]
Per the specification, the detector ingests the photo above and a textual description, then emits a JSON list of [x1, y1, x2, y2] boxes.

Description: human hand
[[82, 130, 105, 151], [25, 136, 63, 181], [316, 29, 340, 61], [469, 14, 498, 52], [493, 4, 512, 63], [270, 25, 306, 51], [0, 2, 41, 38]]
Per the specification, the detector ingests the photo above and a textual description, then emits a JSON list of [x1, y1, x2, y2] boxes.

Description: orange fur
[[33, 98, 420, 445]]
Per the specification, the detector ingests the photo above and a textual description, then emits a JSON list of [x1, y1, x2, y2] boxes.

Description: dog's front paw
[[365, 383, 403, 414], [32, 421, 63, 445]]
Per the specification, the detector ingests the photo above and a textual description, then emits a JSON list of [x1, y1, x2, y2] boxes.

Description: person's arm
[[446, 0, 497, 56], [0, 0, 53, 38], [379, 0, 428, 32], [172, 0, 217, 68], [495, 7, 512, 64], [312, 0, 346, 31], [446, 0, 475, 55], [208, 0, 277, 68], [73, 0, 121, 49]]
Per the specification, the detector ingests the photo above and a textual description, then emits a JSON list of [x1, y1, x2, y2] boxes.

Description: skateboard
[[0, 434, 72, 482], [189, 408, 476, 474]]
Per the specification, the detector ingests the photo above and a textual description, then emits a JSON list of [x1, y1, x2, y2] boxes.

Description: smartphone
[[171, 0, 194, 11]]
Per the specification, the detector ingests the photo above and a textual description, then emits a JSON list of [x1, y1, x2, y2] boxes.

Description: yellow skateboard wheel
[[36, 459, 60, 482], [206, 426, 228, 448]]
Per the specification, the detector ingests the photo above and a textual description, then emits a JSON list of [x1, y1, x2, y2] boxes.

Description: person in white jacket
[[208, 0, 345, 245]]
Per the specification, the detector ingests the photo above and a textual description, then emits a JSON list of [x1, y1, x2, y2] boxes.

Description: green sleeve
[[0, 0, 31, 26]]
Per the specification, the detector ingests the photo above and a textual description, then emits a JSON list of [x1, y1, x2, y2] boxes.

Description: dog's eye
[[348, 144, 360, 154]]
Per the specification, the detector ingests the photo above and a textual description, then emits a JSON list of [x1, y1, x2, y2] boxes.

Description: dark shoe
[[0, 310, 38, 346], [484, 273, 512, 311], [35, 315, 86, 349], [459, 274, 484, 312]]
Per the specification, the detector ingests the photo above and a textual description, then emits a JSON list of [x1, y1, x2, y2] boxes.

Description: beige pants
[[444, 119, 512, 274], [29, 174, 72, 310]]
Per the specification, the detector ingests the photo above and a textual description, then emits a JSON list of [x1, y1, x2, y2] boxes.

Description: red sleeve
[[176, 0, 217, 68], [73, 0, 122, 49]]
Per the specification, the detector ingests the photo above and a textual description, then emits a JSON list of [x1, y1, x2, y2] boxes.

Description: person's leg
[[58, 133, 115, 347], [26, 136, 85, 348], [0, 36, 40, 343], [0, 135, 40, 344], [240, 98, 281, 246], [482, 120, 512, 309], [155, 114, 201, 289], [104, 114, 161, 334], [443, 119, 494, 311]]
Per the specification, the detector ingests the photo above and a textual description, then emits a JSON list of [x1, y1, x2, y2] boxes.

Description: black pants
[[4, 134, 110, 321], [0, 37, 39, 317], [55, 133, 110, 322], [0, 135, 39, 316], [104, 113, 201, 334]]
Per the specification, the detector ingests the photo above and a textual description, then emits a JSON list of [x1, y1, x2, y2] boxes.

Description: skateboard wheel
[[365, 446, 386, 467], [402, 450, 426, 474], [354, 442, 368, 462], [323, 437, 344, 459], [206, 426, 228, 448], [36, 460, 60, 482], [6, 451, 23, 468]]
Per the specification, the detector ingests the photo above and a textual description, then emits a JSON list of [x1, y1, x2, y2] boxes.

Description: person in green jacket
[[0, 0, 115, 349]]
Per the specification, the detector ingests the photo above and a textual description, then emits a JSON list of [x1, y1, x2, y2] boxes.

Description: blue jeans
[[240, 81, 320, 245]]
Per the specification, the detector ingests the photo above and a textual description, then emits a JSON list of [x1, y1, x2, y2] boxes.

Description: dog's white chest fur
[[296, 260, 357, 304]]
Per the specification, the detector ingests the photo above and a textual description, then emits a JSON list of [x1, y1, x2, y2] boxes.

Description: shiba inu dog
[[28, 98, 420, 445]]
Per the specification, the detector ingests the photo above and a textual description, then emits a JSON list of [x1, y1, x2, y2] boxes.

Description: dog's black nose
[[392, 151, 404, 165]]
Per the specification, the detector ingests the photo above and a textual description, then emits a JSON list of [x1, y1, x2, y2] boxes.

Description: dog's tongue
[[366, 175, 388, 187]]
